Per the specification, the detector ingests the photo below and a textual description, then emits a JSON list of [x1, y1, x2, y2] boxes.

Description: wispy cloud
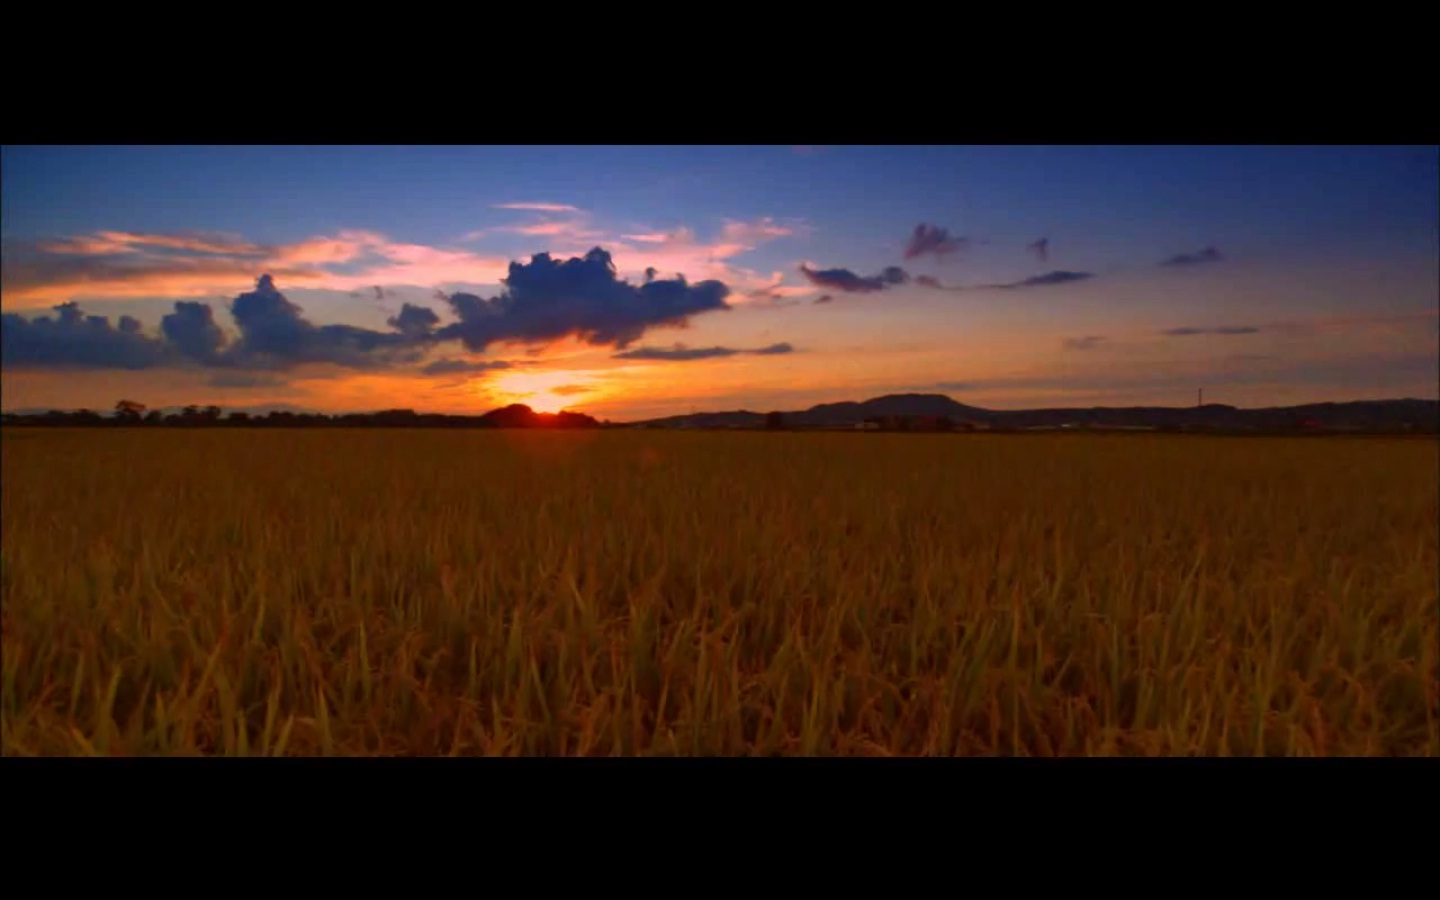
[[1027, 237, 1049, 263], [1161, 325, 1260, 336], [914, 275, 962, 291], [720, 217, 804, 247], [420, 358, 515, 376], [1161, 246, 1223, 266], [744, 271, 812, 305], [812, 294, 834, 304], [612, 341, 795, 361], [913, 270, 1094, 292], [3, 228, 511, 305], [1063, 335, 1105, 350], [988, 270, 1093, 289], [753, 342, 794, 355], [550, 383, 593, 396], [40, 231, 267, 257], [799, 264, 909, 293], [492, 202, 582, 213], [605, 220, 807, 301], [925, 351, 1440, 402], [903, 224, 968, 261]]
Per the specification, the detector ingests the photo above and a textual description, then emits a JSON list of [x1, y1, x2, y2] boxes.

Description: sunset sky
[[3, 145, 1436, 420]]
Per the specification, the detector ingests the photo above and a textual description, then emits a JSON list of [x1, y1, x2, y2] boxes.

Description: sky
[[3, 145, 1436, 420]]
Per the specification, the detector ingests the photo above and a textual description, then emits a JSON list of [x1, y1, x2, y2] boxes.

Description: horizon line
[[5, 392, 1437, 424]]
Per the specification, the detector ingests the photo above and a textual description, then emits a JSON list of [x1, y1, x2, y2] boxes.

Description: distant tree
[[227, 411, 250, 425], [115, 399, 146, 423], [202, 405, 223, 424], [935, 415, 955, 432], [765, 411, 786, 431], [143, 410, 163, 425]]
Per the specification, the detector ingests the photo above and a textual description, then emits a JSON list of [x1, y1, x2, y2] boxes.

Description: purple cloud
[[903, 224, 968, 261], [438, 247, 731, 351], [613, 341, 795, 361], [799, 264, 909, 293], [1161, 246, 1223, 266]]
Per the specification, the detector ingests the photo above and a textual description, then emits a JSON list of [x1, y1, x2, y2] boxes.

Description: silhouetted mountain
[[628, 395, 1440, 432], [792, 394, 989, 425]]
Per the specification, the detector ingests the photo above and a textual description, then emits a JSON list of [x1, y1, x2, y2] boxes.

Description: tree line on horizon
[[0, 400, 604, 430]]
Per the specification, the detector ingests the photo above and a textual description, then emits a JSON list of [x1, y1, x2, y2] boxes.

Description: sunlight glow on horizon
[[486, 369, 609, 414]]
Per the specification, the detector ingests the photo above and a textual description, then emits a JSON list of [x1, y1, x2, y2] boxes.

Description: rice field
[[1, 428, 1435, 756]]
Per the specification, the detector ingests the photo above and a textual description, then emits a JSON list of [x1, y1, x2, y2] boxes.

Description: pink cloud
[[3, 228, 510, 305], [492, 202, 582, 213], [506, 222, 572, 237], [40, 231, 266, 257], [271, 233, 380, 265], [5, 215, 809, 309], [604, 222, 807, 303], [720, 217, 801, 244]]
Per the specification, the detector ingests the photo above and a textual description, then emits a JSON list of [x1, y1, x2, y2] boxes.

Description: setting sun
[[487, 369, 602, 413]]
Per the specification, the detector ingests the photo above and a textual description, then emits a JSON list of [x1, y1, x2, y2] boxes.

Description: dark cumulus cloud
[[1161, 246, 1223, 266], [162, 301, 228, 363], [1063, 335, 1105, 350], [1161, 325, 1260, 336], [420, 358, 514, 376], [438, 247, 730, 351], [799, 264, 909, 294], [226, 275, 424, 370], [387, 303, 441, 338], [4, 247, 734, 374], [613, 341, 795, 361], [903, 224, 968, 261], [1, 301, 175, 370], [3, 275, 435, 373]]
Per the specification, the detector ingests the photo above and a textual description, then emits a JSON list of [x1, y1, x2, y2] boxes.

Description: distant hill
[[792, 394, 990, 426], [628, 394, 1440, 432], [7, 394, 1436, 433]]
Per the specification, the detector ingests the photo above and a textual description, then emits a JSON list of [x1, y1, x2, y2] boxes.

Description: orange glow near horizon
[[486, 369, 609, 414]]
